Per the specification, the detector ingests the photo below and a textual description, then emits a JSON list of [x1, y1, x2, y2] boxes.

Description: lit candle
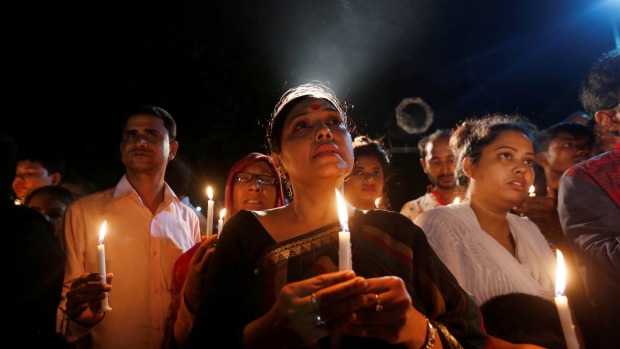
[[374, 197, 381, 209], [554, 250, 580, 349], [218, 208, 226, 236], [529, 185, 536, 197], [336, 189, 352, 271], [205, 186, 214, 238], [452, 197, 461, 204], [98, 221, 112, 312]]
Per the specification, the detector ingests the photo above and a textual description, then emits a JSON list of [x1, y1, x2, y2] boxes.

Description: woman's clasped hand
[[254, 271, 428, 348]]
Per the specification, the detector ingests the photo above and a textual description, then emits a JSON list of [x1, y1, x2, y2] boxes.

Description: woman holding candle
[[186, 82, 488, 349], [414, 115, 557, 347], [169, 152, 286, 348], [343, 135, 392, 211]]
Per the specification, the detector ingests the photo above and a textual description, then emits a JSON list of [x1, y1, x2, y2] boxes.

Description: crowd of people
[[2, 48, 618, 349]]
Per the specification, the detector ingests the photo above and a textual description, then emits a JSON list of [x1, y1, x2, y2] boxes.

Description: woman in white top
[[414, 115, 556, 306]]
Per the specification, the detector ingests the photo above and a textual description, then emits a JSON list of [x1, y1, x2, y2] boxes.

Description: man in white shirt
[[58, 105, 201, 349], [400, 129, 460, 221]]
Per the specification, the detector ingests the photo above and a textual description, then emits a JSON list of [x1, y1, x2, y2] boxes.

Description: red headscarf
[[223, 152, 285, 218]]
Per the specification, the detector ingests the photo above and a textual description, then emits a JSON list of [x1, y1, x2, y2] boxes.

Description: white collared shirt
[[59, 175, 200, 349]]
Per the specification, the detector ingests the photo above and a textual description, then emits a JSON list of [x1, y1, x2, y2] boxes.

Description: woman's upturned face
[[467, 130, 535, 207], [231, 161, 279, 215], [276, 98, 353, 186], [344, 155, 384, 210]]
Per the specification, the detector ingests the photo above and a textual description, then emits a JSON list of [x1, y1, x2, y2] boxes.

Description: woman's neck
[[469, 199, 510, 238]]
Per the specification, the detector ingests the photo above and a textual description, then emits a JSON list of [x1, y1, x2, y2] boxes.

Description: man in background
[[558, 48, 620, 348], [400, 129, 460, 222]]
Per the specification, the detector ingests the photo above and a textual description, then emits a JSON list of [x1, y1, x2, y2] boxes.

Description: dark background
[[3, 1, 618, 210]]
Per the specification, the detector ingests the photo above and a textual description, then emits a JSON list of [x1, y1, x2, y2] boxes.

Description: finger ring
[[310, 292, 318, 308], [375, 293, 383, 312], [315, 314, 326, 328]]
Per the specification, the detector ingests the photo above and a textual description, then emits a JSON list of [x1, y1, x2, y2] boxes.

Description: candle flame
[[529, 185, 536, 197], [453, 197, 461, 204], [374, 197, 381, 208], [220, 208, 227, 220], [206, 186, 213, 200], [99, 221, 107, 245], [335, 189, 349, 233], [555, 249, 567, 296]]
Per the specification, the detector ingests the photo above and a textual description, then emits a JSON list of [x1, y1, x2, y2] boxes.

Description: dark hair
[[265, 81, 353, 155], [481, 293, 566, 349], [16, 143, 67, 179], [418, 129, 452, 158], [351, 136, 392, 209], [534, 121, 595, 154], [451, 114, 538, 187], [579, 49, 620, 117], [24, 185, 76, 207], [122, 104, 177, 141]]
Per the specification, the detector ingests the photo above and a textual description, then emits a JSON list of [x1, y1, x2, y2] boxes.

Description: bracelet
[[420, 317, 437, 349]]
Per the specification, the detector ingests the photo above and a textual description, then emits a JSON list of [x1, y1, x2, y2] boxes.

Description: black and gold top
[[187, 209, 488, 349]]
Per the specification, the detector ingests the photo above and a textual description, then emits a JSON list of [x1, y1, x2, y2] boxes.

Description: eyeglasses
[[233, 172, 277, 186]]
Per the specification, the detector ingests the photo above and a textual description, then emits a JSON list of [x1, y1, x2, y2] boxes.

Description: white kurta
[[414, 202, 555, 305], [59, 175, 201, 349]]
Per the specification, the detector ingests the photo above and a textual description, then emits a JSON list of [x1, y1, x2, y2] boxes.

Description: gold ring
[[375, 293, 383, 312]]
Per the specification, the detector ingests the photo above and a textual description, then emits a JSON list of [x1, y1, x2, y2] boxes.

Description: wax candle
[[205, 186, 214, 238], [529, 185, 536, 197], [218, 208, 226, 236], [98, 221, 112, 312], [335, 189, 352, 271], [554, 250, 580, 349]]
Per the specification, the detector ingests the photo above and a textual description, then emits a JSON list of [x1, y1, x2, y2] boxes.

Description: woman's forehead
[[286, 98, 338, 119], [243, 161, 274, 174]]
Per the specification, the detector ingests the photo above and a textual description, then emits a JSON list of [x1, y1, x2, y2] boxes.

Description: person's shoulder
[[225, 209, 261, 227], [362, 208, 424, 234], [566, 151, 617, 177], [2, 203, 48, 229], [401, 194, 425, 208], [66, 187, 113, 209], [418, 204, 460, 219], [1, 203, 53, 244]]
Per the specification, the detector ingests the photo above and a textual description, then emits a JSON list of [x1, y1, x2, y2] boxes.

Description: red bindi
[[310, 103, 320, 110]]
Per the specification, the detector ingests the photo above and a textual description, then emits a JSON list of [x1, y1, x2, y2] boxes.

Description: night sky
[[4, 0, 617, 209]]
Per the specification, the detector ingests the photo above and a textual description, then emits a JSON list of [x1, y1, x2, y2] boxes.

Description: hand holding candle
[[336, 189, 352, 271], [205, 186, 214, 238], [555, 249, 580, 349], [98, 221, 112, 312]]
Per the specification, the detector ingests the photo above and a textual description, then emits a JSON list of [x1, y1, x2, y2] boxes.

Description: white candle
[[336, 189, 352, 271], [529, 185, 536, 197], [218, 208, 226, 236], [98, 221, 112, 312], [554, 250, 580, 349], [205, 186, 214, 238]]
